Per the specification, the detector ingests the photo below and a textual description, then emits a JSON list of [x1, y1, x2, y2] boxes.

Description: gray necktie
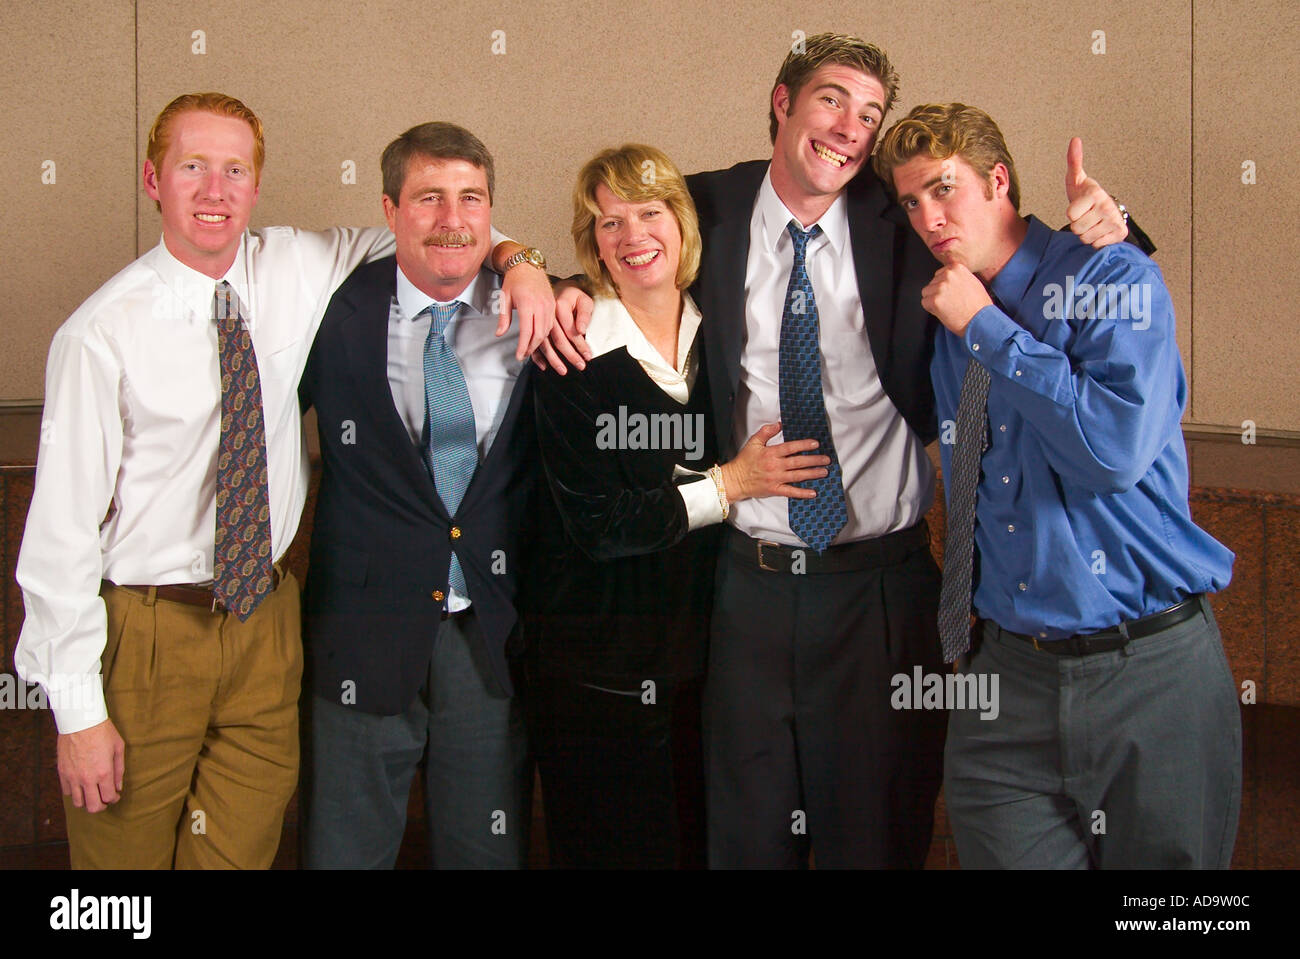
[[938, 357, 991, 662]]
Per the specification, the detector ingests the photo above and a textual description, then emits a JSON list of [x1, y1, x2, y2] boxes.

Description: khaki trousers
[[64, 573, 302, 869]]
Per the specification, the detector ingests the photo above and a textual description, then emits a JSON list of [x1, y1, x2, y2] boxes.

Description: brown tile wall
[[2, 470, 37, 853], [1194, 500, 1267, 698], [1254, 705, 1300, 869], [1264, 508, 1300, 708]]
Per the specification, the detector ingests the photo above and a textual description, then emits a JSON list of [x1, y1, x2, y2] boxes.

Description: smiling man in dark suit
[[298, 122, 543, 868], [679, 34, 1134, 868]]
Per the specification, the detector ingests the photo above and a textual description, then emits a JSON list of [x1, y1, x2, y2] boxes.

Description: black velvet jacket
[[524, 340, 722, 687]]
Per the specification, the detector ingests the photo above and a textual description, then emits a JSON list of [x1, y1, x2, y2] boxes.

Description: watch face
[[526, 249, 546, 268]]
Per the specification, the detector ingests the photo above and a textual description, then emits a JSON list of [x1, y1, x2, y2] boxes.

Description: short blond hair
[[873, 102, 1021, 211], [572, 144, 701, 297], [146, 93, 265, 211]]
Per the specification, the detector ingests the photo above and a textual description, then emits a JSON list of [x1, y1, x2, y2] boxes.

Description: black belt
[[441, 606, 473, 622], [995, 595, 1206, 657], [726, 522, 929, 575]]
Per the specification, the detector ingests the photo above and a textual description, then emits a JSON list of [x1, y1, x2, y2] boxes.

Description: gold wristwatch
[[502, 247, 547, 273]]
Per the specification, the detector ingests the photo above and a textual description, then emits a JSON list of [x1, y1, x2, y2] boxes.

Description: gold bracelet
[[708, 465, 730, 521]]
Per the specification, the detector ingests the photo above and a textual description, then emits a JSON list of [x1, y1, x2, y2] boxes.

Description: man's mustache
[[423, 230, 476, 247]]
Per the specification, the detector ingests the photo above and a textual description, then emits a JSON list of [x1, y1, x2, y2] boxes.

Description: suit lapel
[[847, 172, 899, 385], [701, 214, 749, 404], [459, 362, 532, 509], [340, 278, 447, 522], [694, 162, 766, 453]]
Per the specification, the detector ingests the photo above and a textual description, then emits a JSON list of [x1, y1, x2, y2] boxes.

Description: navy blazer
[[299, 255, 537, 715], [686, 160, 942, 460]]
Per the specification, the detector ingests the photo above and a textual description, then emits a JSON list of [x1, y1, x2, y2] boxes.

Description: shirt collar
[[988, 215, 1053, 310], [395, 265, 491, 323], [585, 292, 702, 373], [149, 232, 253, 323], [755, 166, 849, 258]]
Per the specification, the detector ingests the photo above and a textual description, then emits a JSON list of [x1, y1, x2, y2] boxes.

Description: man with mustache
[[299, 122, 540, 868]]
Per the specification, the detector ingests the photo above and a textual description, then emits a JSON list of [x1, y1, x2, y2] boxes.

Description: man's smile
[[811, 139, 850, 168]]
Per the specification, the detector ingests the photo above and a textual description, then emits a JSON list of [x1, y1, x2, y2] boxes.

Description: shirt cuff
[[676, 473, 725, 530], [964, 304, 1021, 367], [489, 226, 515, 268], [45, 674, 108, 735]]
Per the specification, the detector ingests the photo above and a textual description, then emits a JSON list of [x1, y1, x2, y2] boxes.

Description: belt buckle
[[756, 540, 782, 572]]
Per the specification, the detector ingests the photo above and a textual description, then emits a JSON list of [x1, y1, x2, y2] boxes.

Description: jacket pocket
[[315, 543, 369, 586]]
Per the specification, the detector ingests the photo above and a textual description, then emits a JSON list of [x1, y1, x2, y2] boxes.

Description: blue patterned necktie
[[779, 220, 848, 553], [938, 357, 992, 662], [421, 301, 478, 597], [212, 281, 274, 621]]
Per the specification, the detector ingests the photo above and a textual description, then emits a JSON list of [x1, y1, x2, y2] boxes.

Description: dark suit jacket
[[686, 160, 942, 460], [299, 255, 537, 715]]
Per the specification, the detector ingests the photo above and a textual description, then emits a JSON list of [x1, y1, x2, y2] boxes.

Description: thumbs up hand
[[1065, 137, 1129, 248]]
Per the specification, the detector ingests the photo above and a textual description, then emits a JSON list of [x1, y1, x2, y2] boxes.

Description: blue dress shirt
[[932, 215, 1234, 639]]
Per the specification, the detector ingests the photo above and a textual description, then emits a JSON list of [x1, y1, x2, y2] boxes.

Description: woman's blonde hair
[[572, 144, 701, 296]]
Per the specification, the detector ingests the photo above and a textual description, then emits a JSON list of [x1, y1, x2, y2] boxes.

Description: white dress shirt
[[582, 293, 722, 530], [15, 226, 397, 734], [730, 169, 934, 546], [386, 264, 526, 611]]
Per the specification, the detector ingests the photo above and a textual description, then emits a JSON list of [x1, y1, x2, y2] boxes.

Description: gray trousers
[[944, 595, 1241, 869], [302, 611, 529, 869]]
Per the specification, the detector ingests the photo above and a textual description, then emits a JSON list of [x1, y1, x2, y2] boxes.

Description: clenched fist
[[921, 263, 992, 336]]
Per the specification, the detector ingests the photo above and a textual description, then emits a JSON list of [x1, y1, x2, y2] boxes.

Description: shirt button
[[1018, 582, 1028, 591], [1039, 631, 1048, 638], [1014, 370, 1022, 377], [450, 526, 462, 540], [1002, 476, 1010, 484], [999, 424, 1007, 432], [431, 590, 445, 602], [971, 343, 980, 351], [1007, 524, 1015, 533]]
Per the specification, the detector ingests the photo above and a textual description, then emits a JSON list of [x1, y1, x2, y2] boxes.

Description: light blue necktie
[[421, 301, 477, 596], [779, 221, 848, 553]]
